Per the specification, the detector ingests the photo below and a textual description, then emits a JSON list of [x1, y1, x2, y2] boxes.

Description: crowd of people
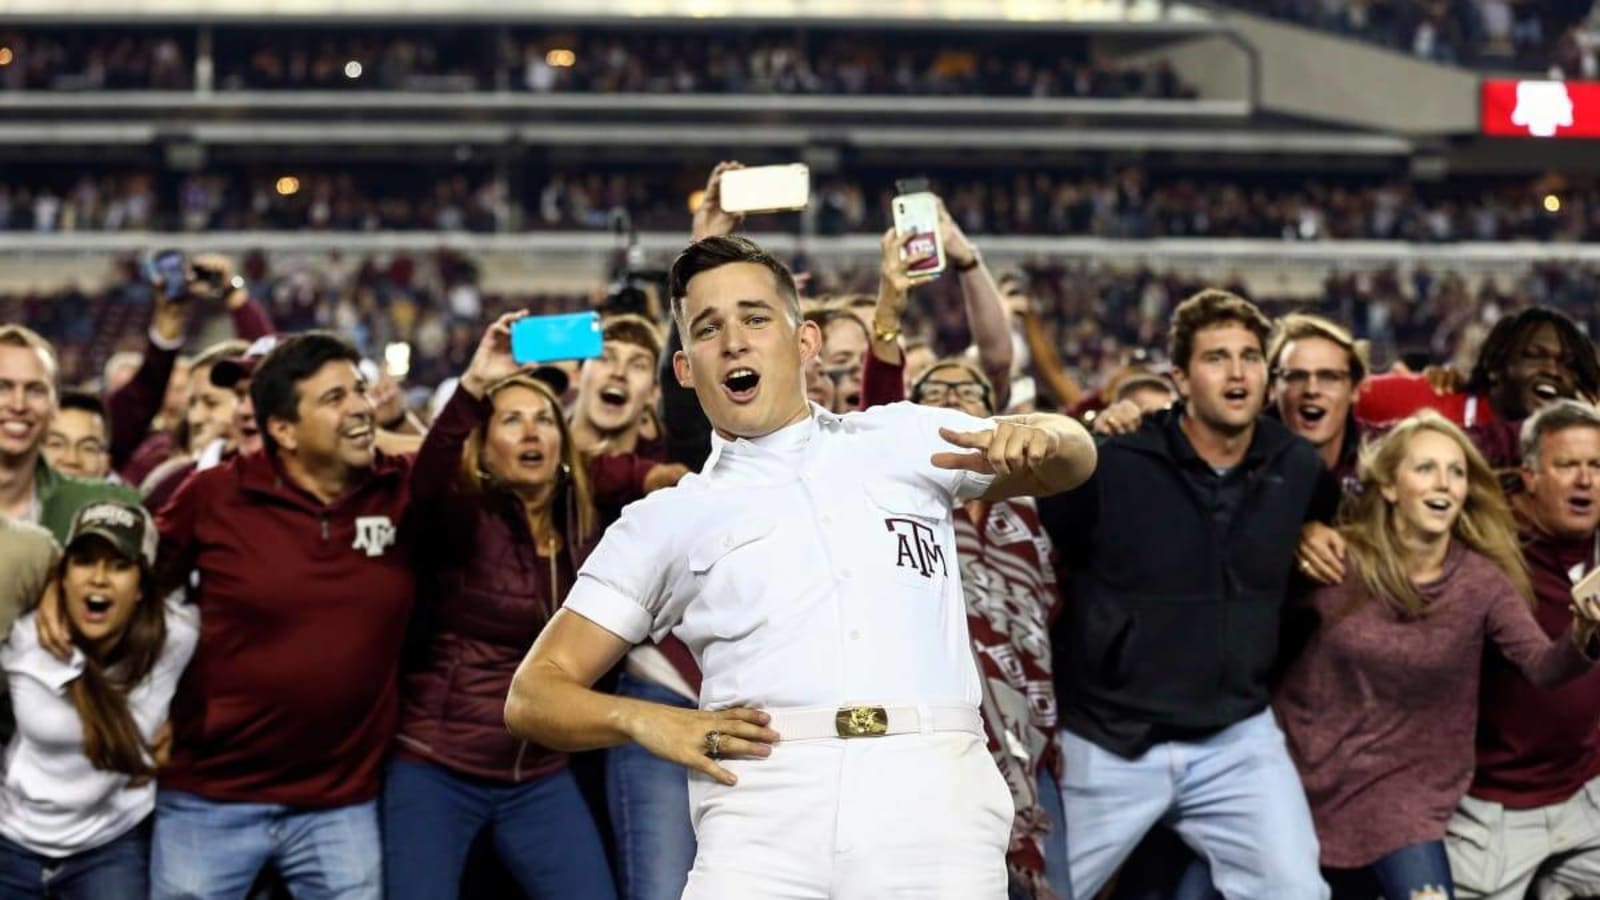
[[0, 30, 190, 91], [1224, 0, 1592, 70], [8, 166, 1600, 244], [1, 27, 1192, 99], [7, 160, 1600, 900]]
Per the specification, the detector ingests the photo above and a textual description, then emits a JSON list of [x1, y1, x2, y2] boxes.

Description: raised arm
[[108, 294, 187, 470], [933, 412, 1097, 501], [939, 199, 1013, 409]]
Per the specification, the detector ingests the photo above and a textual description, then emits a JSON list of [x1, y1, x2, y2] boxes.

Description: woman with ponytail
[[383, 312, 615, 899], [0, 500, 197, 899], [1276, 412, 1600, 899]]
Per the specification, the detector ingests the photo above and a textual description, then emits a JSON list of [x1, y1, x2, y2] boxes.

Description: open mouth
[[599, 386, 629, 409], [82, 594, 113, 619], [1531, 381, 1564, 403], [1423, 497, 1453, 513], [1569, 495, 1596, 515], [1297, 404, 1327, 424], [723, 368, 761, 402], [1222, 387, 1249, 403], [341, 421, 374, 444], [517, 449, 546, 467], [844, 392, 862, 409]]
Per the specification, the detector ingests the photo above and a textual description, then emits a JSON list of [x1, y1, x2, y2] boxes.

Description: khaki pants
[[1446, 776, 1600, 900]]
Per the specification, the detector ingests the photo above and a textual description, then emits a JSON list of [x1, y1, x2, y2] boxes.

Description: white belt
[[767, 704, 983, 741]]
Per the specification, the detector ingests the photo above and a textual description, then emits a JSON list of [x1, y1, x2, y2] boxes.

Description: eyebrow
[[688, 299, 778, 334]]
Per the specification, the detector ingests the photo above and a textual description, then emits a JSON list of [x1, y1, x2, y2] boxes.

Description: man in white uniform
[[504, 235, 1096, 899]]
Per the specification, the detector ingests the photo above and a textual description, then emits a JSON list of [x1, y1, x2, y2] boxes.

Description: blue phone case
[[510, 312, 604, 364]]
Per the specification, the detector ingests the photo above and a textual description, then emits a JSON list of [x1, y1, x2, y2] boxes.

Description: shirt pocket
[[864, 481, 955, 591], [687, 514, 780, 641]]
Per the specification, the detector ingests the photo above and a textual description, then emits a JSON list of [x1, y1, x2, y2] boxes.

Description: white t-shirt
[[565, 401, 995, 711], [0, 596, 198, 857]]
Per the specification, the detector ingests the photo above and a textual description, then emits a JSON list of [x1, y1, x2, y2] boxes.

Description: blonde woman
[[384, 314, 614, 900], [1277, 412, 1600, 899]]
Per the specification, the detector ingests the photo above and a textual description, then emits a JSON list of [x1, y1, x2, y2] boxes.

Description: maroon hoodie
[[154, 447, 415, 808]]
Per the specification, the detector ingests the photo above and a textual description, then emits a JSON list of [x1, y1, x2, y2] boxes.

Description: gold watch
[[873, 321, 902, 344]]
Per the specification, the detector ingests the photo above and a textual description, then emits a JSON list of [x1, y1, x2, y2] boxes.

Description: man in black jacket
[[1039, 289, 1334, 899]]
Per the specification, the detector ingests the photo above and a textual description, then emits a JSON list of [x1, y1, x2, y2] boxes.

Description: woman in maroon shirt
[[382, 314, 615, 900], [1276, 411, 1600, 900]]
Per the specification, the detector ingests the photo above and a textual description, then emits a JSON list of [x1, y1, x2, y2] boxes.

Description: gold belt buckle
[[835, 705, 889, 738]]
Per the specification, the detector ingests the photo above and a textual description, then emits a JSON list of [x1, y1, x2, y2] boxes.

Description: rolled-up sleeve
[[562, 499, 678, 645]]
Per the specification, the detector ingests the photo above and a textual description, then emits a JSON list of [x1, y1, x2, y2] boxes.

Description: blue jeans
[[150, 790, 381, 900], [606, 671, 697, 900], [1058, 710, 1329, 900], [1326, 840, 1454, 900], [382, 758, 616, 900], [1011, 766, 1073, 900], [0, 821, 149, 900]]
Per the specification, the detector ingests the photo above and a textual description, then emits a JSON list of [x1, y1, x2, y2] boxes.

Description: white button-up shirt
[[566, 401, 995, 711]]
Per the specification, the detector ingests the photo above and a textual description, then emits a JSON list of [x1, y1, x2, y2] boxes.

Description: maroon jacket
[[155, 448, 415, 808], [1471, 524, 1600, 808], [115, 297, 274, 486], [396, 388, 589, 782]]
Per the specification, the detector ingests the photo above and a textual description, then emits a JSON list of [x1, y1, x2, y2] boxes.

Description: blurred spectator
[[41, 390, 110, 480], [0, 30, 190, 90], [1216, 0, 1594, 70]]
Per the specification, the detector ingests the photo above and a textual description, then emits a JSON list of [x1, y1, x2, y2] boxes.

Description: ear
[[1170, 368, 1191, 400], [672, 350, 693, 389], [267, 416, 298, 454], [797, 318, 823, 364], [1379, 482, 1398, 504], [1520, 465, 1536, 494]]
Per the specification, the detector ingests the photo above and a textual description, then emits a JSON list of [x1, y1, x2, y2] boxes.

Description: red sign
[[1482, 79, 1600, 138]]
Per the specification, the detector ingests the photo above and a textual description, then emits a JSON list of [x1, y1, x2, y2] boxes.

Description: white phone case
[[719, 164, 811, 214], [891, 192, 946, 279]]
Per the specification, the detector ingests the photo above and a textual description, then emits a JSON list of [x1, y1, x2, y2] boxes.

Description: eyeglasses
[[917, 379, 989, 405], [1275, 369, 1351, 388]]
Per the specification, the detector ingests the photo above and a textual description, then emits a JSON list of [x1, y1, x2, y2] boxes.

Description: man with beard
[[506, 235, 1096, 898], [1359, 307, 1600, 430], [0, 326, 139, 543], [1039, 290, 1334, 899], [1444, 401, 1600, 899]]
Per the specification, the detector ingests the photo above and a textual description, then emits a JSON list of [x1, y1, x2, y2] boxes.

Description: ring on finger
[[704, 730, 723, 759]]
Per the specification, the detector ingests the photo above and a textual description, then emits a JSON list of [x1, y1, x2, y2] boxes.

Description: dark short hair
[[250, 332, 362, 455], [667, 236, 801, 333], [57, 390, 109, 429], [1468, 307, 1600, 399], [1167, 289, 1271, 372]]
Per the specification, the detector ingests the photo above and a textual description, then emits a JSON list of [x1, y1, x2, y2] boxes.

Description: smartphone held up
[[718, 164, 811, 215], [892, 191, 945, 280], [144, 249, 190, 301], [510, 312, 605, 366]]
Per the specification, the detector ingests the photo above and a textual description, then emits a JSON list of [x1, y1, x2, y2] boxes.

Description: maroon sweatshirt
[[115, 297, 275, 486], [1275, 544, 1594, 867], [1471, 525, 1600, 808], [154, 448, 415, 807]]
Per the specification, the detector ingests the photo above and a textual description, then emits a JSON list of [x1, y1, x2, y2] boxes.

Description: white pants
[[682, 731, 1012, 899], [1447, 777, 1600, 900]]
